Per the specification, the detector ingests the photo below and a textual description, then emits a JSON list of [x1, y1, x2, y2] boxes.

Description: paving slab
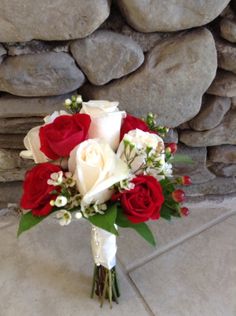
[[0, 215, 150, 316], [117, 197, 236, 271], [130, 215, 236, 316]]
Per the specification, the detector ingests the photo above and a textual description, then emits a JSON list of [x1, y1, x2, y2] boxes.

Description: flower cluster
[[18, 96, 191, 242]]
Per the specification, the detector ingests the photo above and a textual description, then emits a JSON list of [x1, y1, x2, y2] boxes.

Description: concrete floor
[[0, 196, 236, 316]]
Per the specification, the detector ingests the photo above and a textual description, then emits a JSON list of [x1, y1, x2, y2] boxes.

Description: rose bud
[[166, 143, 177, 154], [172, 189, 185, 203], [165, 147, 171, 154], [180, 207, 190, 217], [181, 176, 192, 186]]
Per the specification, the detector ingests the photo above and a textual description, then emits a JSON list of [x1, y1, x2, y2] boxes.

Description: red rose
[[21, 163, 61, 216], [114, 175, 164, 223], [39, 114, 91, 160], [120, 114, 152, 141]]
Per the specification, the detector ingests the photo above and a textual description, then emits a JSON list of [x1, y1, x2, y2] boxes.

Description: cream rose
[[20, 126, 49, 163], [117, 129, 165, 174], [20, 110, 70, 163], [68, 139, 129, 206], [80, 100, 126, 150]]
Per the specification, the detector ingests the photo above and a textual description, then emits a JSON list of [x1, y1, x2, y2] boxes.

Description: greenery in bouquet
[[17, 95, 192, 307]]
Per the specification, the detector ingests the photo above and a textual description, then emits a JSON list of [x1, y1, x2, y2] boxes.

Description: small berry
[[181, 176, 192, 186], [172, 189, 185, 202], [166, 143, 177, 154], [180, 207, 190, 217]]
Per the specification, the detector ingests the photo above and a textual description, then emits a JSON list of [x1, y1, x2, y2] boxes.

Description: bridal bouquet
[[17, 95, 191, 307]]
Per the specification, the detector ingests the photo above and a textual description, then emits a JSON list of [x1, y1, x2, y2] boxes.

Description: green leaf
[[88, 204, 118, 236], [17, 212, 46, 237], [160, 201, 180, 219], [116, 210, 156, 246], [160, 178, 175, 194], [160, 204, 172, 221], [170, 154, 194, 164]]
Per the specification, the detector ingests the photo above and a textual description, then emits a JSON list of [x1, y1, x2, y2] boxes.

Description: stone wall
[[0, 0, 236, 207]]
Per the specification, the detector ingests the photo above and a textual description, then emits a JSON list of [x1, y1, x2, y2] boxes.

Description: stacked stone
[[0, 0, 236, 207]]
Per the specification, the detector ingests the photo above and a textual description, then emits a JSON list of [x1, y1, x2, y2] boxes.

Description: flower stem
[[90, 264, 97, 298], [91, 265, 120, 307]]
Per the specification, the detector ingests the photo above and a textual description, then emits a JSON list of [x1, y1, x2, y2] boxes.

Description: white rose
[[43, 110, 69, 124], [117, 129, 165, 174], [20, 111, 70, 163], [68, 139, 129, 206], [20, 126, 49, 163], [80, 100, 126, 150]]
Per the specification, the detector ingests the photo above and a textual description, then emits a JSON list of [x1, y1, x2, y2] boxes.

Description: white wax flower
[[65, 99, 72, 106], [56, 210, 72, 226], [162, 162, 173, 177], [80, 100, 126, 150], [47, 171, 64, 186], [76, 95, 82, 103], [74, 212, 82, 219], [117, 129, 165, 174], [68, 139, 129, 206], [54, 196, 68, 207]]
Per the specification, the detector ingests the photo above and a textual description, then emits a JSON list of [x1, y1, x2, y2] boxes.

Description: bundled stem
[[91, 265, 120, 308]]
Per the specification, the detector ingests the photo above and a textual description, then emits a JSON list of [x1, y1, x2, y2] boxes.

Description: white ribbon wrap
[[91, 225, 117, 270]]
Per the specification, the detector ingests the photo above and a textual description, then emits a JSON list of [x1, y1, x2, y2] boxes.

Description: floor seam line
[[126, 210, 236, 273], [117, 258, 156, 316]]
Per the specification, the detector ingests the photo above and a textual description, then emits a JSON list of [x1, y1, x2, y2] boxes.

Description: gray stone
[[163, 128, 178, 144], [208, 145, 236, 163], [0, 117, 43, 134], [232, 96, 236, 108], [183, 177, 236, 196], [130, 215, 236, 315], [0, 44, 6, 64], [220, 18, 236, 43], [101, 7, 173, 52], [117, 0, 230, 32], [0, 149, 33, 170], [180, 109, 236, 147], [207, 69, 236, 97], [216, 37, 236, 74], [80, 29, 217, 127], [220, 5, 235, 19], [0, 53, 85, 97], [0, 0, 110, 42], [71, 30, 144, 85], [177, 122, 191, 130], [120, 25, 172, 53], [0, 168, 29, 182], [0, 134, 25, 149], [5, 40, 69, 56], [0, 149, 19, 170], [0, 44, 6, 56], [0, 182, 22, 207], [0, 152, 35, 181], [209, 163, 236, 177], [173, 144, 215, 184], [189, 95, 231, 131], [0, 94, 74, 118]]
